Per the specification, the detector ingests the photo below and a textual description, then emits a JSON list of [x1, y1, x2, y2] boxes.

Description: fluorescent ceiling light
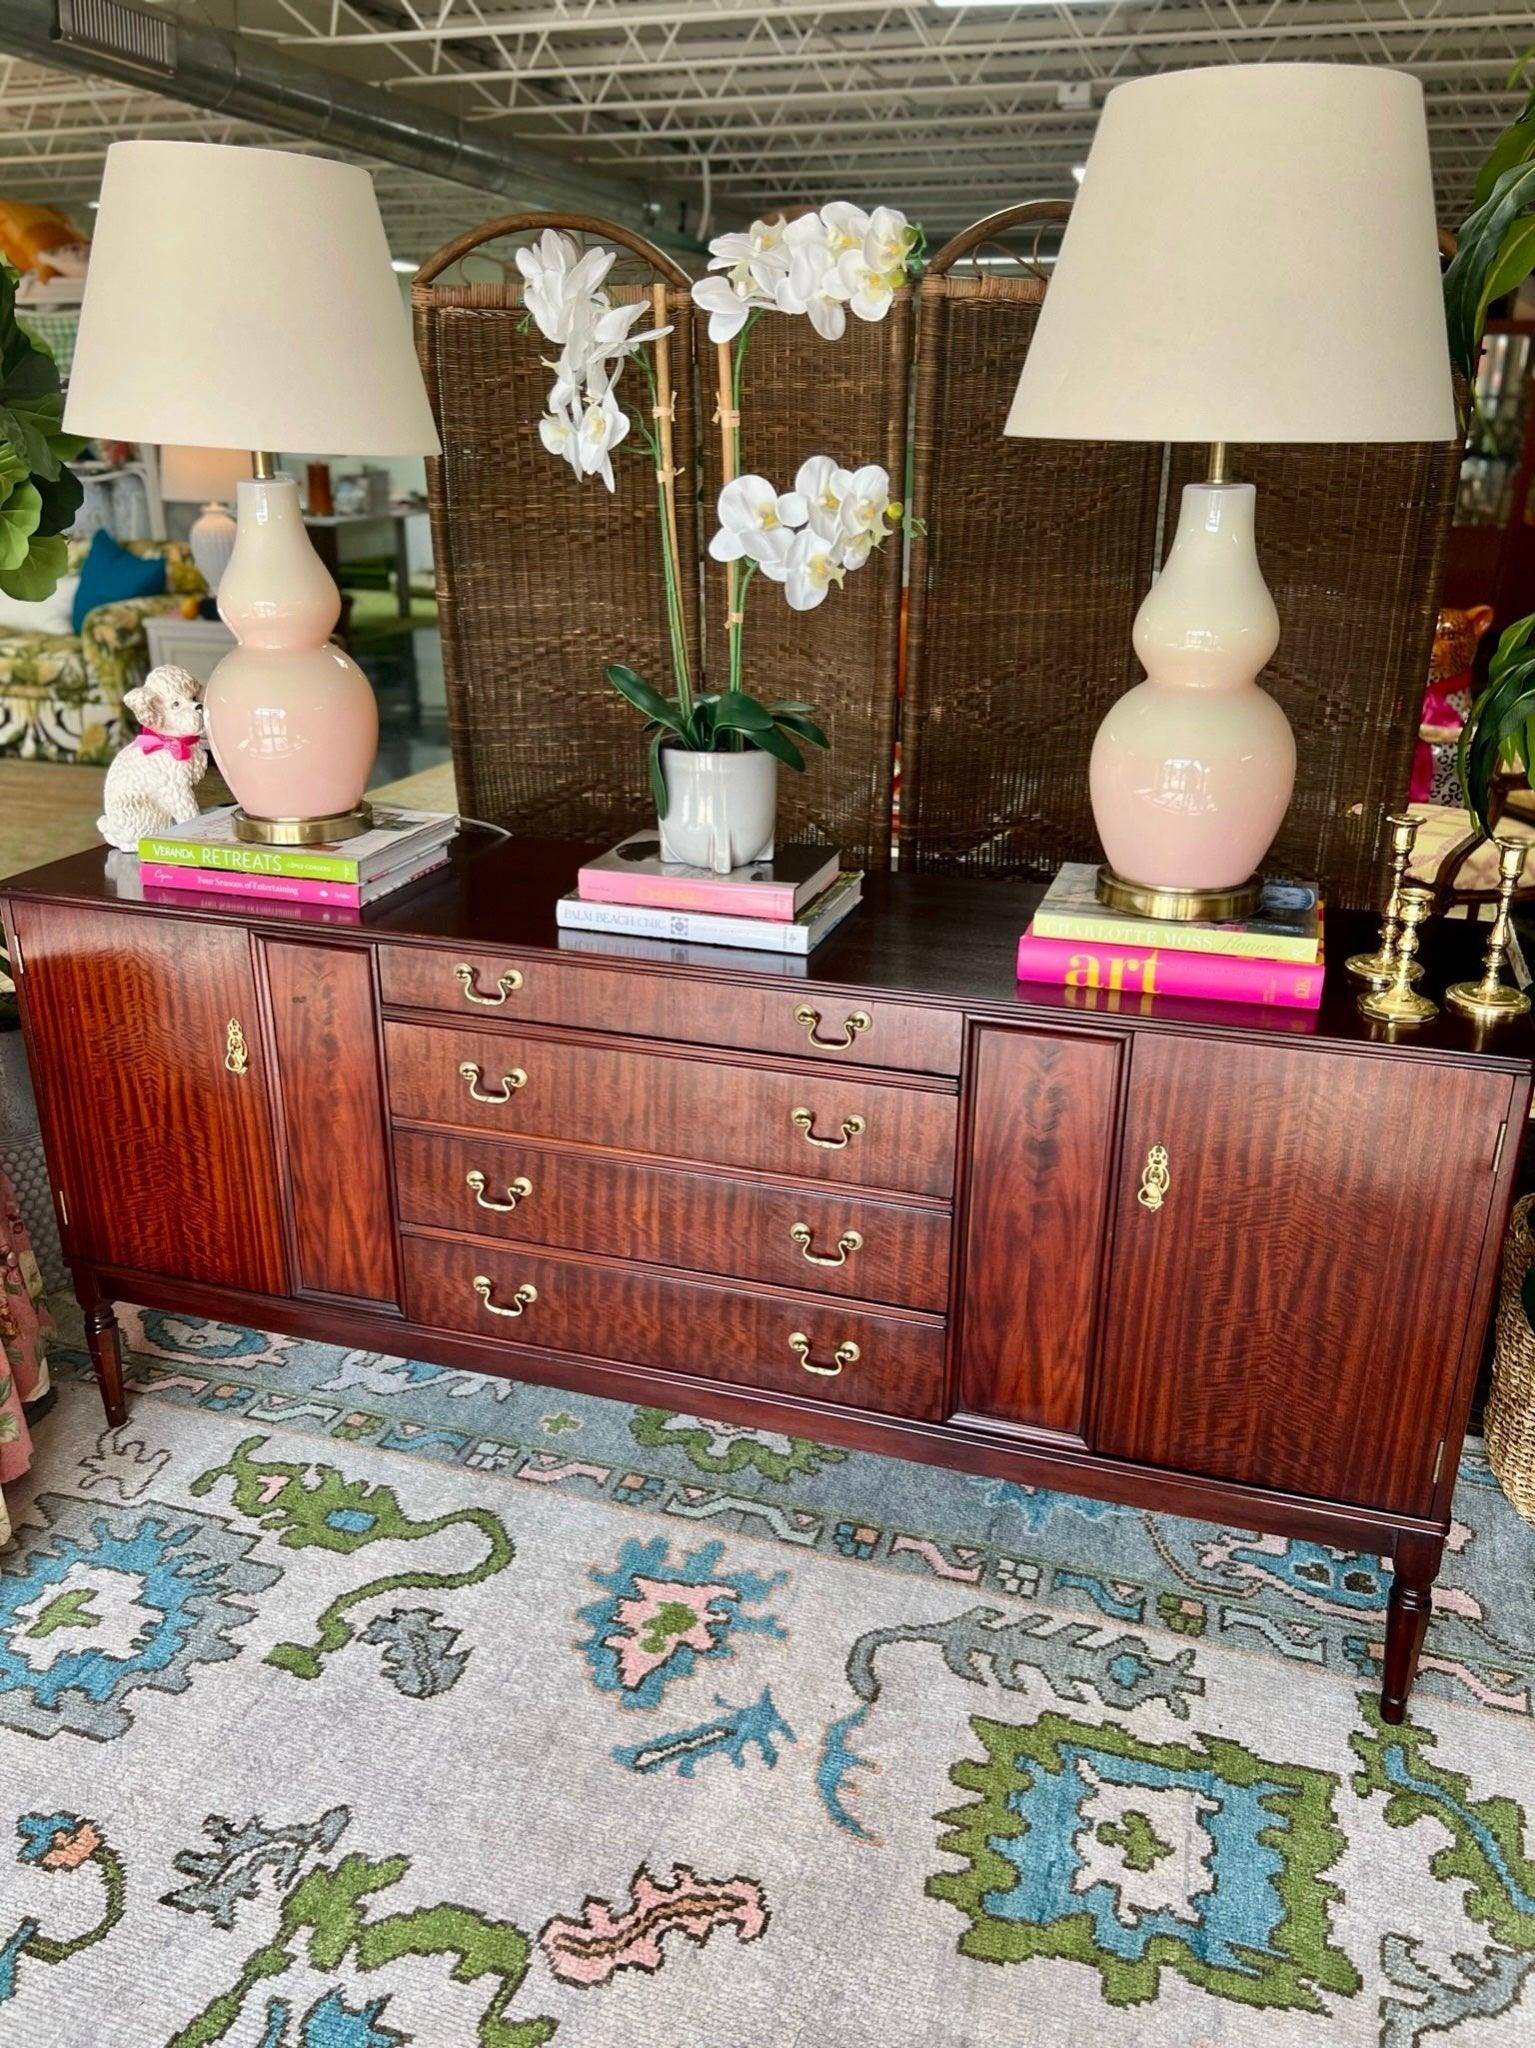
[[390, 258, 419, 273], [1071, 164, 1087, 184]]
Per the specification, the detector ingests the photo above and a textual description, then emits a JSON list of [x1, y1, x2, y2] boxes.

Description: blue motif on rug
[[577, 1535, 787, 1710]]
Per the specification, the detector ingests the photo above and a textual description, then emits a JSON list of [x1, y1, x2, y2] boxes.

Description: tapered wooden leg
[[83, 1291, 127, 1429], [1381, 1530, 1442, 1723]]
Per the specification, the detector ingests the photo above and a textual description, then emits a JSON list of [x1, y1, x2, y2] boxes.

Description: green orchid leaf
[[0, 532, 67, 602], [685, 698, 718, 748], [1443, 158, 1535, 384], [1492, 615, 1535, 681], [766, 701, 816, 717], [0, 479, 41, 572], [30, 464, 82, 539], [649, 729, 669, 817], [711, 690, 776, 734], [605, 662, 686, 734], [744, 721, 805, 773], [773, 710, 830, 750]]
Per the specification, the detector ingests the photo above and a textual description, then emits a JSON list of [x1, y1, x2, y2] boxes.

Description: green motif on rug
[[1352, 1700, 1535, 1952], [929, 1711, 1361, 2011], [628, 1407, 847, 1482], [190, 1436, 513, 1689], [169, 1849, 554, 2048]]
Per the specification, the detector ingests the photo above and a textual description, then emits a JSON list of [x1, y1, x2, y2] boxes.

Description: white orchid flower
[[839, 463, 899, 540], [709, 474, 809, 574], [793, 456, 853, 543], [518, 234, 617, 345], [836, 249, 903, 324], [691, 272, 761, 344], [785, 240, 850, 341], [864, 206, 917, 276], [820, 201, 872, 257], [576, 386, 629, 491], [539, 398, 584, 478], [783, 526, 847, 611]]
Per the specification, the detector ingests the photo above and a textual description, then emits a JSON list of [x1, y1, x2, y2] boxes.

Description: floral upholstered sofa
[[0, 539, 207, 765]]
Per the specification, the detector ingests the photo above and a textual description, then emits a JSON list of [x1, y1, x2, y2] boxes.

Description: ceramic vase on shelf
[[659, 747, 777, 875], [1090, 480, 1295, 895]]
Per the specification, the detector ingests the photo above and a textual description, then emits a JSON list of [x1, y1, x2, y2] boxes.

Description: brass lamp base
[[1094, 865, 1262, 924], [232, 804, 373, 847], [1444, 979, 1531, 1025]]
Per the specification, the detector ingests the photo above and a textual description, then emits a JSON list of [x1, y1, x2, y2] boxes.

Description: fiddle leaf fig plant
[[0, 260, 83, 602]]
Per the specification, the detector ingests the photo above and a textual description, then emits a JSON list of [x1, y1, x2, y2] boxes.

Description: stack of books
[[1015, 861, 1325, 1010], [557, 832, 861, 955], [138, 805, 458, 910]]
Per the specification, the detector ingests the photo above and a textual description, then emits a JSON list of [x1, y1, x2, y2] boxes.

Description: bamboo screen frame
[[415, 205, 1462, 905]]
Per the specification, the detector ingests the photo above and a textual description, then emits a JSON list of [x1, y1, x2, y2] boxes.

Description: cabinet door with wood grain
[[957, 1024, 1124, 1438], [11, 902, 286, 1295], [1093, 1034, 1513, 1513]]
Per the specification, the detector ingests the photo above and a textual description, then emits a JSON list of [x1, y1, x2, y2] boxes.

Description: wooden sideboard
[[4, 836, 1529, 1722]]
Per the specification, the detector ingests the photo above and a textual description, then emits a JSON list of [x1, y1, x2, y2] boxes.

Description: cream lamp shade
[[1004, 63, 1456, 446], [64, 140, 441, 457], [159, 444, 252, 504]]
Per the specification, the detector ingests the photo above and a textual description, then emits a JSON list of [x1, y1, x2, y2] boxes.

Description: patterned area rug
[[0, 1304, 1532, 2046]]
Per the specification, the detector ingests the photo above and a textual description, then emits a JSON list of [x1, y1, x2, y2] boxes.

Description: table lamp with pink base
[[64, 140, 441, 845]]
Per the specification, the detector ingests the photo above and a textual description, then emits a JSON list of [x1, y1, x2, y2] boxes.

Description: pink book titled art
[[1015, 927, 1324, 1011]]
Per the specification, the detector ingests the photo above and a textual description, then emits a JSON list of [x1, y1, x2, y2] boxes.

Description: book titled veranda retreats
[[139, 804, 457, 885]]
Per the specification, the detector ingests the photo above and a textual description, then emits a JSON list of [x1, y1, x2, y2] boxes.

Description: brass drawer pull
[[792, 1107, 866, 1149], [466, 1170, 533, 1213], [224, 1017, 249, 1075], [789, 1330, 860, 1378], [473, 1276, 537, 1318], [460, 1061, 527, 1104], [455, 962, 523, 1005], [1137, 1144, 1170, 1212], [790, 1222, 863, 1267], [794, 1003, 871, 1049]]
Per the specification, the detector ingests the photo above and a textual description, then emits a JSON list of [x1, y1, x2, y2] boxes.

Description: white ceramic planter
[[659, 747, 778, 874]]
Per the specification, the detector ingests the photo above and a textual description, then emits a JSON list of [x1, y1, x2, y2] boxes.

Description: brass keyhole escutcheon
[[794, 1004, 872, 1050], [224, 1017, 249, 1075], [466, 1171, 533, 1213], [1137, 1144, 1170, 1212], [455, 962, 523, 1005]]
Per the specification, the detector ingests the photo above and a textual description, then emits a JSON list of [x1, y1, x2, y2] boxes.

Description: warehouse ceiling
[[0, 1, 1531, 264]]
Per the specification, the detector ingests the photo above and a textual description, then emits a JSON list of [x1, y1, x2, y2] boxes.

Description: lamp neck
[[1205, 441, 1232, 486], [251, 450, 278, 480]]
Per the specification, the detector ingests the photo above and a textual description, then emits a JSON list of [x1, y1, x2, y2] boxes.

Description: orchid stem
[[640, 339, 692, 722]]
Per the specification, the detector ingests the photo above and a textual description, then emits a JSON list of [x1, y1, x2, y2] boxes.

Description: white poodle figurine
[[97, 664, 210, 852]]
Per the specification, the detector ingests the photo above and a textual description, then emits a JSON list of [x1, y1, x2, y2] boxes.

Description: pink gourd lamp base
[[1089, 473, 1295, 911], [203, 466, 378, 839]]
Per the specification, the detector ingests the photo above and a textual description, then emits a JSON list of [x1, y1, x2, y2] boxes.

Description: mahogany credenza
[[4, 836, 1531, 1723]]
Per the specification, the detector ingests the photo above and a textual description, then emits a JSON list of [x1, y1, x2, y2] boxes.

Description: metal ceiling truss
[[0, 2, 1528, 261]]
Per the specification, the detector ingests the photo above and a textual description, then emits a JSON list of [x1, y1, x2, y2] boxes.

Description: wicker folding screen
[[413, 217, 701, 839], [1164, 441, 1462, 909], [695, 295, 912, 870], [902, 207, 1165, 878]]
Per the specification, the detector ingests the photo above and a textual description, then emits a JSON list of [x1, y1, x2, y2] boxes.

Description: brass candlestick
[[1446, 838, 1531, 1024], [1359, 885, 1438, 1025], [1348, 812, 1424, 986]]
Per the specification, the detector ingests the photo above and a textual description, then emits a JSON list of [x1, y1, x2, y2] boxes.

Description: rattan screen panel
[[902, 226, 1163, 878], [413, 219, 701, 839], [696, 292, 912, 871], [1166, 441, 1462, 909]]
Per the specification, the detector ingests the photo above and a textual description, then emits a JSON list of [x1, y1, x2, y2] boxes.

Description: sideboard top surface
[[5, 833, 1532, 1070]]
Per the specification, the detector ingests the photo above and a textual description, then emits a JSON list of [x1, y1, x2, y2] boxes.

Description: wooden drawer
[[394, 1126, 950, 1310], [384, 1021, 957, 1197], [378, 942, 962, 1076], [401, 1232, 945, 1419]]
